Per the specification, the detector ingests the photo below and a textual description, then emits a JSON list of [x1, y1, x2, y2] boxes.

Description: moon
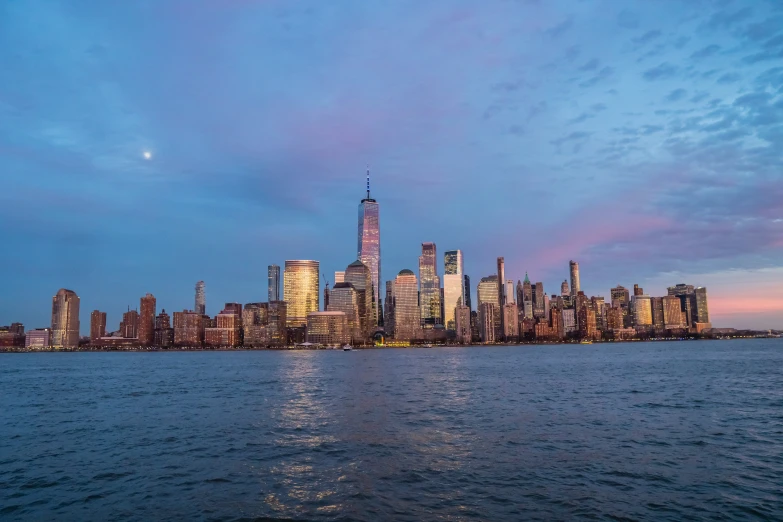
[[143, 151, 152, 160]]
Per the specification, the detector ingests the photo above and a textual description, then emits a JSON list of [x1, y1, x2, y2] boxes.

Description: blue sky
[[1, 0, 782, 331]]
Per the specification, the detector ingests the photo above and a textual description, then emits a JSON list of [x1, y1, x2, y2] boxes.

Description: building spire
[[366, 164, 370, 199]]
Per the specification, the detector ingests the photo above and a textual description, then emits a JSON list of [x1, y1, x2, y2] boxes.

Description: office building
[[569, 260, 580, 296], [383, 280, 395, 336], [606, 306, 623, 330], [268, 265, 280, 301], [393, 269, 419, 341], [195, 281, 206, 315], [591, 296, 606, 331], [345, 259, 373, 337], [284, 260, 320, 327], [532, 282, 546, 318], [479, 302, 496, 343], [455, 305, 471, 344], [663, 295, 685, 328], [418, 243, 441, 326], [267, 301, 287, 346], [139, 293, 156, 346], [561, 280, 569, 297], [578, 305, 598, 339], [443, 250, 464, 331], [692, 287, 710, 325], [90, 310, 106, 342], [328, 282, 361, 343], [51, 288, 80, 349], [496, 257, 506, 338], [503, 303, 519, 340], [25, 328, 51, 349], [632, 295, 652, 326], [463, 275, 472, 310], [306, 311, 349, 345], [242, 303, 268, 347], [633, 284, 644, 296], [335, 271, 345, 284], [610, 285, 631, 327], [562, 308, 577, 334], [358, 168, 381, 323], [651, 297, 665, 327]]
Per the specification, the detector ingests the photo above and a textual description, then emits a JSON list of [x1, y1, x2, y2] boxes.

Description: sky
[[1, 0, 782, 332]]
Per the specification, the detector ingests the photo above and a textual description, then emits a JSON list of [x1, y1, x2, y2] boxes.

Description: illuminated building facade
[[632, 295, 652, 326], [443, 249, 464, 331], [51, 288, 80, 349], [284, 260, 320, 327], [455, 305, 471, 344], [345, 260, 373, 338], [306, 311, 349, 345], [268, 265, 280, 302], [154, 309, 174, 347], [358, 168, 381, 324], [122, 310, 139, 338], [663, 295, 685, 328], [392, 269, 419, 341], [328, 282, 361, 343], [479, 302, 496, 343], [419, 243, 441, 326]]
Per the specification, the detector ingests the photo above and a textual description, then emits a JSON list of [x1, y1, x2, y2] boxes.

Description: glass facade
[[393, 269, 419, 341], [195, 281, 205, 315], [419, 243, 441, 326], [306, 312, 349, 345], [358, 196, 381, 325], [328, 282, 361, 343], [284, 260, 320, 327], [345, 260, 373, 339], [632, 295, 653, 326], [51, 288, 80, 349], [443, 250, 464, 331], [267, 265, 280, 302]]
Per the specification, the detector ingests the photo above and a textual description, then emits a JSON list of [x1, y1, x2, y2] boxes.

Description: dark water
[[2, 340, 782, 521]]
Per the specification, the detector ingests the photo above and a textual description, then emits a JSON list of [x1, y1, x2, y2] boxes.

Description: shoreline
[[1, 335, 778, 353]]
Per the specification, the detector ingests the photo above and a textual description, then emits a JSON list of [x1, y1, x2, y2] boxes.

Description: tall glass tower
[[443, 250, 464, 331], [268, 265, 280, 301], [283, 260, 320, 327], [358, 167, 381, 325], [419, 242, 441, 326], [195, 281, 206, 315]]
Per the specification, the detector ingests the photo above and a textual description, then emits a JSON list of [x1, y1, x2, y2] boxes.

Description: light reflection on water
[[1, 340, 782, 520]]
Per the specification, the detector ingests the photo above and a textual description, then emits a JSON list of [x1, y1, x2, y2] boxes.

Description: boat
[[580, 340, 593, 344], [343, 345, 353, 351]]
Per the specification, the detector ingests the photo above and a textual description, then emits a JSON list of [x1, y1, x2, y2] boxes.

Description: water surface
[[1, 340, 782, 520]]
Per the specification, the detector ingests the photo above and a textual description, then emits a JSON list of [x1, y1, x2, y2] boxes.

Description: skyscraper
[[505, 280, 515, 304], [496, 257, 506, 339], [533, 282, 546, 318], [195, 281, 206, 315], [443, 250, 464, 331], [334, 271, 345, 284], [633, 284, 644, 296], [284, 260, 320, 327], [154, 309, 174, 347], [90, 310, 106, 342], [632, 295, 653, 326], [419, 243, 441, 326], [139, 293, 156, 346], [477, 275, 500, 308], [268, 265, 280, 301], [569, 260, 580, 296], [651, 297, 665, 327], [122, 309, 139, 338], [345, 260, 373, 338], [463, 275, 472, 310], [328, 282, 361, 342], [358, 167, 381, 324], [561, 280, 569, 297], [663, 295, 685, 328], [692, 287, 710, 324], [51, 288, 80, 349], [393, 269, 419, 341], [384, 280, 395, 336], [611, 285, 631, 327]]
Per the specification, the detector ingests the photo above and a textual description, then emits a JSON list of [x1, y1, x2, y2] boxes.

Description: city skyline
[[2, 1, 782, 331]]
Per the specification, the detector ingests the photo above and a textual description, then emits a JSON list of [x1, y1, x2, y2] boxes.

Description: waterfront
[[1, 340, 782, 520]]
